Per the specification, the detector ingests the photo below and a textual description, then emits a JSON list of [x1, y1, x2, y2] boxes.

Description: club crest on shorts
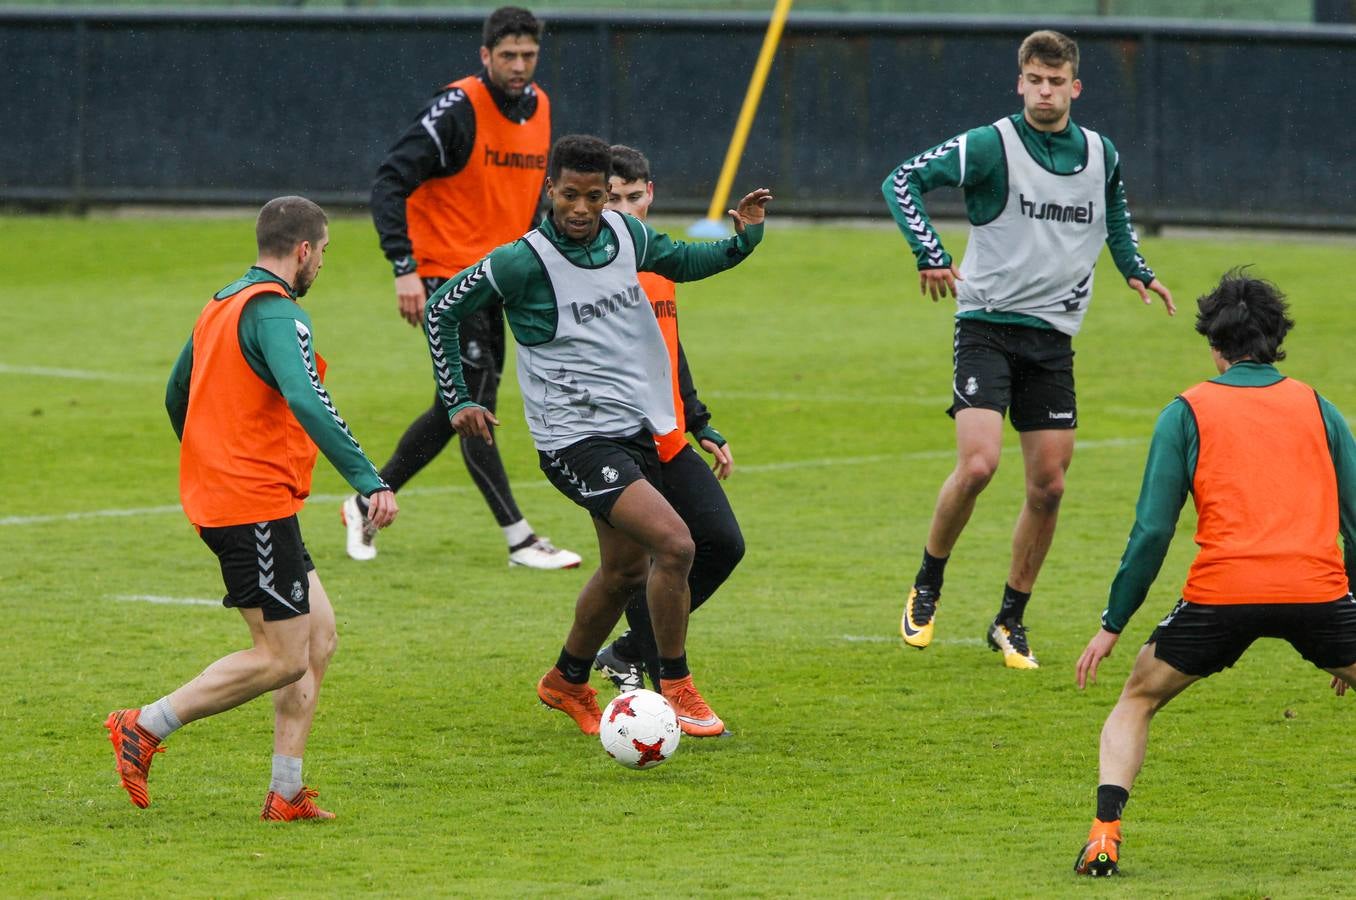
[[964, 376, 979, 396], [601, 466, 619, 484], [290, 580, 304, 603]]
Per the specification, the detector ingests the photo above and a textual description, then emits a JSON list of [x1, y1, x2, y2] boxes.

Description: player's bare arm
[[1129, 276, 1175, 315], [728, 188, 773, 232], [920, 264, 963, 302], [451, 405, 500, 444], [394, 272, 425, 327]]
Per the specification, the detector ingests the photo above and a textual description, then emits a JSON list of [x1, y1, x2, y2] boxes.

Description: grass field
[[3, 212, 1356, 897]]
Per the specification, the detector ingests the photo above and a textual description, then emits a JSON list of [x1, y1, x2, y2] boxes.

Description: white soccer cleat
[[508, 536, 581, 570], [340, 495, 379, 561]]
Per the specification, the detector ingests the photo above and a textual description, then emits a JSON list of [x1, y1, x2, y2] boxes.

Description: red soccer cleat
[[104, 708, 165, 809]]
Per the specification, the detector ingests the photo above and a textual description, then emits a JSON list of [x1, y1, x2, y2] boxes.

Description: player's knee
[[1027, 475, 1065, 511], [706, 527, 745, 581], [653, 530, 696, 573], [313, 626, 338, 669], [957, 455, 999, 492], [271, 650, 310, 688]]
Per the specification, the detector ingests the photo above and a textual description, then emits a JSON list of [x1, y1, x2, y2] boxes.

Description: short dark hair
[[483, 6, 541, 50], [1019, 29, 1079, 77], [256, 196, 327, 257], [609, 145, 651, 183], [1194, 268, 1294, 364], [548, 134, 611, 182]]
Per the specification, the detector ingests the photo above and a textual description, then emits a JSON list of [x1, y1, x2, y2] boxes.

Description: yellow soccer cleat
[[900, 585, 940, 649], [987, 620, 1039, 669]]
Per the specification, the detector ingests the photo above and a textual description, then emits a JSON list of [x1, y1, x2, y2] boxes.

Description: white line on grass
[[2, 436, 1144, 528], [0, 362, 163, 383], [112, 594, 220, 607], [841, 634, 986, 646]]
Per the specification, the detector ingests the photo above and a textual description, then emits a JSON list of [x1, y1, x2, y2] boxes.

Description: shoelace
[[1003, 622, 1032, 656], [669, 683, 713, 718], [533, 537, 559, 553], [911, 588, 939, 624]]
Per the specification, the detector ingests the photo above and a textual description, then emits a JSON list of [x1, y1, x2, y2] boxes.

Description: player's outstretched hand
[[1129, 277, 1176, 316], [699, 436, 734, 480], [451, 404, 500, 445], [1332, 674, 1350, 697], [728, 188, 773, 233], [395, 273, 426, 327], [920, 264, 962, 302], [1076, 627, 1120, 689], [365, 489, 399, 529]]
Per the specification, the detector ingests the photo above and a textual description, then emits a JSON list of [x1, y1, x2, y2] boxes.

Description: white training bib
[[518, 210, 676, 451], [956, 117, 1107, 335]]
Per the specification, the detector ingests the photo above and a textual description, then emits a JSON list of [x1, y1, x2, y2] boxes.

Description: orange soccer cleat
[[104, 708, 165, 809], [660, 674, 727, 737], [536, 668, 602, 735], [260, 786, 335, 822], [1074, 818, 1122, 876]]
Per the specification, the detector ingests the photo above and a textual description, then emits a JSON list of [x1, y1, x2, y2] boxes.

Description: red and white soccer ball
[[599, 689, 681, 769]]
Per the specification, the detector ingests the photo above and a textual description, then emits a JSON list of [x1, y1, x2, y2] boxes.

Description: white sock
[[138, 697, 182, 741], [269, 754, 303, 800], [502, 519, 534, 549]]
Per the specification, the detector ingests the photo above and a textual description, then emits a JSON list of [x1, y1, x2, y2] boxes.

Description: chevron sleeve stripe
[[425, 259, 498, 416], [249, 309, 388, 496], [882, 135, 964, 270]]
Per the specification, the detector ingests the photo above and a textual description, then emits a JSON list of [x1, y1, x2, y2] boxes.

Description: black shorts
[[539, 430, 661, 522], [198, 515, 315, 621], [1149, 597, 1356, 676], [948, 317, 1076, 431]]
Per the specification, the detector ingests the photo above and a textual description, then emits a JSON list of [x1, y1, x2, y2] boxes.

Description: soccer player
[[348, 5, 580, 570], [592, 144, 746, 694], [1072, 271, 1356, 876], [425, 134, 771, 738], [882, 29, 1174, 668], [105, 197, 398, 820]]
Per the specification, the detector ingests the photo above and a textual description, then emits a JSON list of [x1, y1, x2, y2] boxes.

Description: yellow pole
[[690, 0, 794, 236]]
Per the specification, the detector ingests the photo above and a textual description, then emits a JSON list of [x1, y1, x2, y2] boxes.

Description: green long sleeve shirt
[[882, 113, 1155, 331], [165, 267, 387, 498], [426, 212, 762, 416], [1102, 362, 1356, 633]]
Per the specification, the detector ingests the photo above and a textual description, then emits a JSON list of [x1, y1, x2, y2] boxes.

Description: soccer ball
[[599, 689, 681, 769]]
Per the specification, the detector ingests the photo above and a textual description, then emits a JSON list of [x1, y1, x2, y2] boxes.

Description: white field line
[[840, 634, 986, 646], [0, 436, 1144, 528], [0, 362, 163, 383], [112, 594, 220, 607]]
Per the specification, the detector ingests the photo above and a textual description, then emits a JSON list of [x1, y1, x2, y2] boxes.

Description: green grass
[[3, 212, 1356, 896]]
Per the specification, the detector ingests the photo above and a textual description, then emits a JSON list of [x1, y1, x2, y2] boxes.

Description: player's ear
[[1071, 78, 1082, 99], [646, 182, 655, 204], [479, 45, 491, 69]]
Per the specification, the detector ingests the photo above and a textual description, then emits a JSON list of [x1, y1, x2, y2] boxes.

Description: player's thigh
[[949, 319, 1014, 419], [1010, 327, 1076, 432], [1147, 599, 1257, 678], [591, 514, 652, 585], [1119, 641, 1201, 708], [304, 567, 338, 666], [953, 407, 1005, 475], [1017, 427, 1075, 488], [607, 478, 692, 562]]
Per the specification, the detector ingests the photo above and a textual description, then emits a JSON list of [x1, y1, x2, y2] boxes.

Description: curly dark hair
[[548, 134, 611, 182], [1194, 267, 1294, 364]]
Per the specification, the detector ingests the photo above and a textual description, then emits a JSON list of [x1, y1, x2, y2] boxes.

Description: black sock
[[555, 649, 593, 684], [1096, 784, 1129, 822], [658, 654, 689, 681], [915, 548, 948, 589], [997, 583, 1031, 623], [355, 493, 371, 515]]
